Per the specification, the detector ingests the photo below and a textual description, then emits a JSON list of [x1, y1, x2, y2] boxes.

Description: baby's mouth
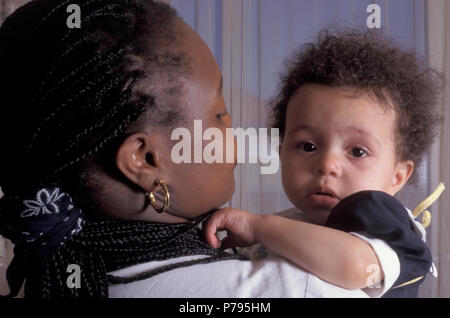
[[315, 191, 334, 197], [307, 192, 340, 208]]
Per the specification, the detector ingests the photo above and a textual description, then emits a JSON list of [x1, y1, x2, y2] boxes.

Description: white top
[[108, 254, 369, 298]]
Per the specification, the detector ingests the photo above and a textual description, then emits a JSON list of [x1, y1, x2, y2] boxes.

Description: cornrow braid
[[34, 49, 125, 113], [0, 0, 238, 298], [41, 62, 125, 139], [50, 100, 148, 181], [35, 0, 73, 29], [53, 85, 134, 159]]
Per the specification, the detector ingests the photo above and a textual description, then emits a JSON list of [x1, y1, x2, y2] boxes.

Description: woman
[[0, 0, 367, 298]]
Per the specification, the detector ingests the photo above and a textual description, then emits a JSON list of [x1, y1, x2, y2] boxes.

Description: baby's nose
[[314, 152, 342, 177]]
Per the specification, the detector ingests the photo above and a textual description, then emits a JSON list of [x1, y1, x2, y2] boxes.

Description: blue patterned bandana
[[0, 184, 85, 297], [0, 184, 85, 257]]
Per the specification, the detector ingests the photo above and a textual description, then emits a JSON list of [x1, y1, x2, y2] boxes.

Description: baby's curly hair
[[271, 29, 443, 181]]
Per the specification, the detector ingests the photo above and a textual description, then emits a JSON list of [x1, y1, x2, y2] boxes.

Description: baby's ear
[[389, 160, 414, 195]]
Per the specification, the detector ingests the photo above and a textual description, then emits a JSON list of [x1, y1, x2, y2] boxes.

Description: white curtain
[[425, 0, 450, 298]]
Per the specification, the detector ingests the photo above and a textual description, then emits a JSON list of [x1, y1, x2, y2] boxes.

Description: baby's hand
[[204, 208, 260, 249]]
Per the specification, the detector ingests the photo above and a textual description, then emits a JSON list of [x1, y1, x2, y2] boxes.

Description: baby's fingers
[[204, 212, 227, 249]]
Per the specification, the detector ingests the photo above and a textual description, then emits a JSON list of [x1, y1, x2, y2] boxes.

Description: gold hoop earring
[[148, 179, 170, 213]]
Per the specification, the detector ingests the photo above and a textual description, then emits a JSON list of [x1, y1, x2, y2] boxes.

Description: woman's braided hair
[[0, 0, 188, 195], [0, 0, 240, 298]]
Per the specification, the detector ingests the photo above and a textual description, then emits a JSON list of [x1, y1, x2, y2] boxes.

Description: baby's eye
[[217, 113, 231, 126], [298, 141, 317, 152], [350, 147, 368, 158]]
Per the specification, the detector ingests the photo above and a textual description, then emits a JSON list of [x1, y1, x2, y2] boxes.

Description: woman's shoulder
[[108, 255, 305, 297], [108, 254, 369, 298]]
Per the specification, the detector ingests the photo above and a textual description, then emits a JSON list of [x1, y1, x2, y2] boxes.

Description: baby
[[204, 29, 443, 298]]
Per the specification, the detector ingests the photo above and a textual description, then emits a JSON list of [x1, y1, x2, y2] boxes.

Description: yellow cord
[[392, 276, 424, 289], [392, 183, 445, 290], [412, 182, 445, 228]]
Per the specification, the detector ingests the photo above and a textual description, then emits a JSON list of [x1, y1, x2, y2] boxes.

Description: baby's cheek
[[284, 175, 304, 198], [346, 177, 385, 197]]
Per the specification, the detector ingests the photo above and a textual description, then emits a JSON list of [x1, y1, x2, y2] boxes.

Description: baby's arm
[[204, 208, 382, 290]]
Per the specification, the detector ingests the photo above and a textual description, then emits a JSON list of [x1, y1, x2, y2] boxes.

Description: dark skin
[[83, 19, 236, 223]]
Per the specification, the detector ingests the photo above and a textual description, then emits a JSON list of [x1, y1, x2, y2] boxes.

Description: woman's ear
[[389, 160, 414, 195], [115, 132, 163, 192]]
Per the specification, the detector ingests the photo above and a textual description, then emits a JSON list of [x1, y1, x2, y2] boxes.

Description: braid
[[48, 98, 148, 184], [54, 88, 132, 158], [35, 49, 125, 111], [37, 3, 135, 90], [35, 0, 73, 29], [46, 64, 124, 134], [41, 259, 53, 298], [33, 51, 110, 108]]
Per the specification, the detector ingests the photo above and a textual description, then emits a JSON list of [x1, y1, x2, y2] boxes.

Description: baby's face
[[280, 84, 411, 225]]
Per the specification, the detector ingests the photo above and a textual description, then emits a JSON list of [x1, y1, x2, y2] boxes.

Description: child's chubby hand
[[204, 208, 261, 250]]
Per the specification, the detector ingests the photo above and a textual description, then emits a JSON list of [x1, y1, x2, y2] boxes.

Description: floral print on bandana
[[21, 188, 65, 218]]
